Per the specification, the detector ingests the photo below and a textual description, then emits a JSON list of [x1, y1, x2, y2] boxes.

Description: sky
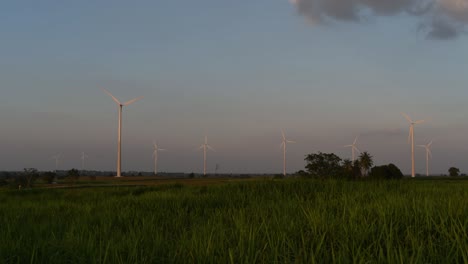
[[1, 0, 468, 175]]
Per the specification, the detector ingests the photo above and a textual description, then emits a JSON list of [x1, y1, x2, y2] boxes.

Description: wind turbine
[[199, 136, 215, 176], [344, 136, 360, 161], [102, 89, 143, 177], [80, 152, 88, 172], [402, 113, 425, 178], [51, 154, 61, 172], [152, 142, 166, 176], [418, 140, 433, 177], [281, 130, 295, 176]]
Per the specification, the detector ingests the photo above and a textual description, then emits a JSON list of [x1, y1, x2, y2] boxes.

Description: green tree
[[352, 160, 362, 179], [342, 159, 353, 172], [305, 152, 342, 178], [448, 167, 460, 177], [359, 152, 374, 177], [67, 169, 80, 184], [16, 168, 39, 188], [370, 163, 403, 179], [41, 171, 57, 184]]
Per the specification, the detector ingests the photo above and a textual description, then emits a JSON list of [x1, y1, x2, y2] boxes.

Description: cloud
[[290, 0, 468, 39]]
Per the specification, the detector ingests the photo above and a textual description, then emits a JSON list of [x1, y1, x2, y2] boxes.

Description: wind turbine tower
[[344, 136, 360, 161], [199, 136, 215, 176], [152, 142, 166, 175], [281, 130, 295, 176], [51, 154, 61, 172], [402, 113, 425, 178], [103, 89, 143, 177], [81, 152, 88, 171], [418, 140, 433, 177]]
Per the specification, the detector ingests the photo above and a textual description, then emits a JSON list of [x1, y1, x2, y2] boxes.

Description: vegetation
[[14, 168, 40, 189], [449, 167, 461, 177], [67, 169, 80, 184], [0, 179, 467, 263], [304, 152, 343, 178], [304, 151, 377, 179], [358, 152, 373, 176], [370, 164, 404, 180]]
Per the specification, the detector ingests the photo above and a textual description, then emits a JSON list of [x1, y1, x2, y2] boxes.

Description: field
[[1, 178, 467, 263]]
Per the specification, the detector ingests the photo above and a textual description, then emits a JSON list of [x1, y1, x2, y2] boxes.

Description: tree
[[359, 152, 374, 177], [352, 160, 362, 179], [16, 168, 39, 188], [67, 169, 80, 183], [370, 163, 403, 179], [448, 167, 460, 177], [42, 171, 57, 184], [305, 152, 343, 178], [342, 159, 353, 173]]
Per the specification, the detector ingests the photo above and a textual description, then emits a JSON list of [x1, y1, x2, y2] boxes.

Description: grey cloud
[[290, 0, 468, 39], [426, 18, 460, 39]]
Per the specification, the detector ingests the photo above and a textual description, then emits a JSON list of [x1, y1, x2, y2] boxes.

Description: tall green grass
[[0, 179, 467, 263]]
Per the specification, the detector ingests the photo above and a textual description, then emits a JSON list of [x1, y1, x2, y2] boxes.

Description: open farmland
[[1, 178, 467, 263]]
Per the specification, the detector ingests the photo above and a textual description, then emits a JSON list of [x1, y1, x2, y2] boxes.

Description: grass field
[[1, 178, 467, 263]]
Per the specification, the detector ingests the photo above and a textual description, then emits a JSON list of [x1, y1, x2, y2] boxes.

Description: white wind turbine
[[402, 113, 425, 178], [80, 152, 88, 171], [281, 130, 295, 176], [152, 142, 166, 175], [344, 136, 360, 162], [199, 136, 215, 176], [103, 88, 143, 177], [51, 154, 61, 172], [418, 140, 433, 177]]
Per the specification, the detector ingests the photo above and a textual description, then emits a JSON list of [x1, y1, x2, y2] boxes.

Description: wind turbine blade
[[353, 136, 359, 145], [353, 146, 360, 153], [428, 140, 433, 147], [401, 112, 412, 123], [428, 149, 432, 158], [207, 145, 215, 152], [280, 142, 285, 149], [102, 88, 121, 105], [281, 130, 285, 140], [414, 120, 425, 124], [123, 96, 144, 106], [287, 140, 296, 143]]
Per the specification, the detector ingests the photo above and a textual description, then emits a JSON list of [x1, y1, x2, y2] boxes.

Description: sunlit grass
[[0, 179, 467, 263]]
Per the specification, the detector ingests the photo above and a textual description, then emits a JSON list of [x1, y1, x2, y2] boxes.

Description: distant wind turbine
[[199, 136, 215, 176], [51, 154, 61, 172], [418, 140, 433, 177], [81, 152, 88, 171], [281, 130, 295, 176], [402, 113, 425, 178], [152, 142, 166, 176], [344, 136, 360, 162], [102, 89, 143, 177]]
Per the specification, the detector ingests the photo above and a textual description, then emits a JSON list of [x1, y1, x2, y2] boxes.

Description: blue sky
[[1, 0, 468, 174]]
